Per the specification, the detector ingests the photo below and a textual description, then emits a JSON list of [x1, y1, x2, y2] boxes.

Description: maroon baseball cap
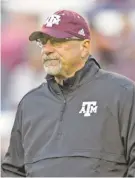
[[29, 10, 90, 41]]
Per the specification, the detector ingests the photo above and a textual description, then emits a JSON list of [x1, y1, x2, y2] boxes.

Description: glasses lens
[[36, 37, 83, 48]]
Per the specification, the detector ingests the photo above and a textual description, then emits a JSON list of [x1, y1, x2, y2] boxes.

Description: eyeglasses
[[36, 37, 83, 48]]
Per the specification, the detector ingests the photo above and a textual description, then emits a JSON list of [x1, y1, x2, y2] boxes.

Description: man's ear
[[80, 39, 91, 59]]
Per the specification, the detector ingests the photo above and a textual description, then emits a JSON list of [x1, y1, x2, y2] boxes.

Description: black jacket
[[1, 57, 135, 177]]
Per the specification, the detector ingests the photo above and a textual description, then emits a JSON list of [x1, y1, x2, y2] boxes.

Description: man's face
[[38, 37, 88, 77]]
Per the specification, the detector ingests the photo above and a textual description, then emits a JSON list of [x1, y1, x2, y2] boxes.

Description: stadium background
[[1, 0, 135, 161]]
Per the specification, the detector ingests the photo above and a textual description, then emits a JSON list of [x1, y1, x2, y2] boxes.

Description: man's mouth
[[43, 59, 59, 67], [44, 58, 58, 62]]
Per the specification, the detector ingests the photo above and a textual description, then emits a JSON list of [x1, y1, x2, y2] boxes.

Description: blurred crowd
[[88, 0, 135, 81], [1, 0, 135, 160]]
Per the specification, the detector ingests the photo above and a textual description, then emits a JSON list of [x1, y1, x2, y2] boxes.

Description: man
[[1, 10, 135, 177]]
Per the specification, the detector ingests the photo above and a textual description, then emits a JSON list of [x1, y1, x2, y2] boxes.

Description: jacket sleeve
[[119, 83, 135, 177], [1, 103, 26, 177]]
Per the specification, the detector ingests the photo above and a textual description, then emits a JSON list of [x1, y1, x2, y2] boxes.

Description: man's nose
[[43, 41, 54, 55]]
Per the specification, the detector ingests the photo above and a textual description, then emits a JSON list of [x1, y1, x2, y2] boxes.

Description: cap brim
[[29, 28, 73, 41]]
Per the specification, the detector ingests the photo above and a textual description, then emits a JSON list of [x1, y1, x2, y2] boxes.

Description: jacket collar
[[46, 56, 100, 92]]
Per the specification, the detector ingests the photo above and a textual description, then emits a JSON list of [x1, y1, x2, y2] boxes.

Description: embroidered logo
[[78, 29, 85, 36], [79, 101, 98, 117], [45, 14, 61, 27]]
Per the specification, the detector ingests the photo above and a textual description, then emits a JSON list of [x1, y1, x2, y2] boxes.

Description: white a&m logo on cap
[[45, 14, 61, 27]]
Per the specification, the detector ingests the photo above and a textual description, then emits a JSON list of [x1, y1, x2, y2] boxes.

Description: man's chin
[[44, 66, 61, 76]]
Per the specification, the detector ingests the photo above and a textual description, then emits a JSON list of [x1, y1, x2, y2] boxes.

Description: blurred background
[[1, 0, 135, 160]]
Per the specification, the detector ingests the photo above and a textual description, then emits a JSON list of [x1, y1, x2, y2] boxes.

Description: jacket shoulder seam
[[98, 69, 134, 91]]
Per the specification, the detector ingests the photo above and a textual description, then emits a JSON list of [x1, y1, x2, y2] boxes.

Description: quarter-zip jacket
[[1, 56, 135, 177]]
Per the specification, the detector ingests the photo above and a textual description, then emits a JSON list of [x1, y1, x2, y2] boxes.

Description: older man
[[1, 10, 135, 177]]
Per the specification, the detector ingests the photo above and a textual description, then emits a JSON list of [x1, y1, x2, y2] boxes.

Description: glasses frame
[[36, 36, 84, 48]]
